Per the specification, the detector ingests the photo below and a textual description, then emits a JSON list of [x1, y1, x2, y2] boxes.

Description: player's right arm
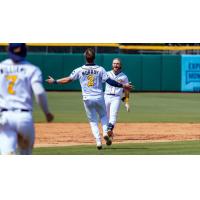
[[46, 68, 80, 84], [46, 76, 73, 84]]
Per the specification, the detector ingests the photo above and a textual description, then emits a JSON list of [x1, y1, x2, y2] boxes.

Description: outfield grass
[[33, 92, 200, 123], [33, 140, 200, 155], [33, 92, 200, 155]]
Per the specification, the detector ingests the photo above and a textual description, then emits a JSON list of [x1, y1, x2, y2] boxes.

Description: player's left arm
[[102, 67, 132, 90], [32, 69, 54, 122], [106, 78, 132, 90]]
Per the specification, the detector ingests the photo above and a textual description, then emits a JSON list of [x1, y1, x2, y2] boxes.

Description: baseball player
[[46, 48, 132, 150], [0, 43, 54, 155], [104, 58, 131, 138]]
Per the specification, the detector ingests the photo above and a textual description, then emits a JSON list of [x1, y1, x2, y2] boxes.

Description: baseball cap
[[8, 43, 27, 62]]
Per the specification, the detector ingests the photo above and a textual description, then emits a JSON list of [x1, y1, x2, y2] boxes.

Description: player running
[[104, 58, 131, 139], [0, 43, 54, 155], [46, 48, 132, 150]]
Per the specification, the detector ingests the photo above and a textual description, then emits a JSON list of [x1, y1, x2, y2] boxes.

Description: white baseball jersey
[[70, 64, 109, 97], [0, 59, 43, 111], [105, 70, 129, 97], [70, 64, 109, 142], [0, 58, 44, 154]]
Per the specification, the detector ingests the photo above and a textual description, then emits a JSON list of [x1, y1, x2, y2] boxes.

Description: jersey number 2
[[6, 75, 17, 95], [87, 75, 94, 87]]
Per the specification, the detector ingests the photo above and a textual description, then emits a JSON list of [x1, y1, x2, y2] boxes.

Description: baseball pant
[[83, 95, 108, 143], [104, 94, 121, 125], [0, 111, 34, 155]]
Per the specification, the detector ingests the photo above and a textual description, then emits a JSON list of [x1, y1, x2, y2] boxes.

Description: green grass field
[[33, 141, 200, 155], [34, 92, 200, 123], [33, 92, 200, 155]]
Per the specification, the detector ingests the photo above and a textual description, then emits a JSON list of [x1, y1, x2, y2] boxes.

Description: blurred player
[[0, 43, 54, 155], [46, 48, 132, 150], [104, 58, 131, 138]]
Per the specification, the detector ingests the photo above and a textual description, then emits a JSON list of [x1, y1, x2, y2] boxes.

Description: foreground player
[[104, 58, 131, 138], [46, 48, 132, 149], [0, 43, 54, 155]]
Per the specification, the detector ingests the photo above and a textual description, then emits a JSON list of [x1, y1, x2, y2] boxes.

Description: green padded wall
[[142, 55, 162, 91], [122, 55, 143, 91], [0, 53, 181, 92], [161, 55, 181, 91], [0, 53, 7, 62]]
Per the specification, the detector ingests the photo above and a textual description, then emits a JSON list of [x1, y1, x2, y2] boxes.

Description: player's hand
[[45, 112, 54, 122], [46, 76, 56, 84], [125, 103, 130, 112], [122, 82, 133, 91]]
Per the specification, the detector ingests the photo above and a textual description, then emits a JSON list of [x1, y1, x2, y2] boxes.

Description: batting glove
[[125, 103, 130, 112]]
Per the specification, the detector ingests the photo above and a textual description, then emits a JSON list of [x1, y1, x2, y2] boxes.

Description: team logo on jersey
[[118, 79, 123, 83]]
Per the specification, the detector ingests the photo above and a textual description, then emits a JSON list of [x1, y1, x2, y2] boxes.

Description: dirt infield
[[34, 123, 200, 147]]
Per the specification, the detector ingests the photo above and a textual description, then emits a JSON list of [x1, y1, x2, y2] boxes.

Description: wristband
[[53, 80, 58, 84]]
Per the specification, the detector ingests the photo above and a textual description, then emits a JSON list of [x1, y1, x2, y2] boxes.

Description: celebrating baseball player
[[104, 58, 131, 138], [46, 48, 132, 150], [0, 43, 54, 155]]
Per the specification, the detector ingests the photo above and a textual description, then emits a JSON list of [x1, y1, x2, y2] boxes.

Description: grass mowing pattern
[[32, 92, 200, 155], [33, 140, 200, 155], [33, 92, 200, 123]]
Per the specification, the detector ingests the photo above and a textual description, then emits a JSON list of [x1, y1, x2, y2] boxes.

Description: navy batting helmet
[[8, 43, 27, 62]]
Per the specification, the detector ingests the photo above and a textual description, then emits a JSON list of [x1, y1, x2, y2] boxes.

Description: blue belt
[[106, 94, 120, 96], [0, 108, 30, 112]]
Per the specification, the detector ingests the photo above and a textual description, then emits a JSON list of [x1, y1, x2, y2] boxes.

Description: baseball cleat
[[103, 135, 112, 146], [96, 140, 102, 150], [97, 145, 103, 150], [107, 130, 114, 138], [107, 123, 114, 138]]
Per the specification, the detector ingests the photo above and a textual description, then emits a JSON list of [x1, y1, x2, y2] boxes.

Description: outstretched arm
[[106, 78, 132, 91], [46, 76, 73, 84]]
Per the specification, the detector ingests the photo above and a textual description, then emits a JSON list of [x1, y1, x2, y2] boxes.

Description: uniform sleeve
[[31, 67, 50, 115], [30, 66, 44, 94], [31, 67, 43, 85], [101, 67, 109, 83], [123, 75, 129, 84], [69, 67, 80, 81]]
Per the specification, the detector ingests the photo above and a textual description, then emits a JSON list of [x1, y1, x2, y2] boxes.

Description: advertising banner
[[181, 55, 200, 92]]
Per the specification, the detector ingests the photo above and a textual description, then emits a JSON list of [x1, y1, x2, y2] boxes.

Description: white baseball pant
[[104, 94, 121, 125], [0, 111, 34, 155], [83, 95, 108, 143]]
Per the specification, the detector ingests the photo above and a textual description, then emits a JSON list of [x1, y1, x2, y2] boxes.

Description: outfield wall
[[0, 53, 181, 91], [181, 55, 200, 92]]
